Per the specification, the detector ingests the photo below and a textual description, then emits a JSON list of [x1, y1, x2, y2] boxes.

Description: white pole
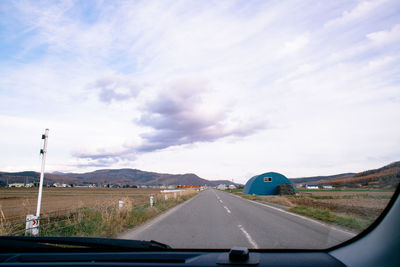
[[150, 195, 154, 207], [36, 129, 49, 217]]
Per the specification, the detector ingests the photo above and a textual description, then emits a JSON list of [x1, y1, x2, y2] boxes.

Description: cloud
[[76, 156, 121, 168], [90, 75, 141, 103], [281, 34, 310, 55], [324, 0, 388, 28], [73, 148, 137, 168], [136, 79, 265, 152], [367, 24, 400, 45], [73, 78, 266, 164]]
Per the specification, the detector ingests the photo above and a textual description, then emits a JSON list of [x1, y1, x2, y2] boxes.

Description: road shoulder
[[118, 191, 202, 239]]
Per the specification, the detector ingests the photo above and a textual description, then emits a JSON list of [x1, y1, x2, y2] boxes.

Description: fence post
[[150, 195, 154, 207], [25, 214, 39, 236], [164, 194, 168, 200], [118, 200, 124, 209]]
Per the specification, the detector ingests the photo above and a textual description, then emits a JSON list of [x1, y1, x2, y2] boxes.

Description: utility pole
[[26, 129, 49, 236], [36, 129, 49, 218]]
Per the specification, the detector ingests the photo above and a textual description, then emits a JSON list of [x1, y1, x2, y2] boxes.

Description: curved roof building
[[243, 172, 293, 195]]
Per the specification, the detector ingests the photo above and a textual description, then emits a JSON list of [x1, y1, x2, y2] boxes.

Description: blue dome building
[[243, 172, 293, 195]]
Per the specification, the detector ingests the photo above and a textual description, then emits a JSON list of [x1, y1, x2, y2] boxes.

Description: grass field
[[296, 189, 395, 192], [0, 187, 174, 222], [229, 189, 394, 232], [0, 187, 198, 236]]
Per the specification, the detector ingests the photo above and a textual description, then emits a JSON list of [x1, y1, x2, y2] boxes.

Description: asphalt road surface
[[120, 189, 355, 249]]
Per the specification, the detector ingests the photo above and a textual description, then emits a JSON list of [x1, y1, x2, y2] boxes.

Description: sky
[[0, 0, 399, 183]]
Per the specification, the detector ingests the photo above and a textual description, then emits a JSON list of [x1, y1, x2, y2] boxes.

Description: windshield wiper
[[0, 236, 171, 251]]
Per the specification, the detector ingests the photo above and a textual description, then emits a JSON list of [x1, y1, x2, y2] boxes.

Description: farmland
[[0, 188, 162, 222], [231, 189, 395, 232], [0, 187, 198, 237]]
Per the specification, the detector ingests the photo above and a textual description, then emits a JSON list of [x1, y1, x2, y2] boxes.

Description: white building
[[8, 183, 25, 188], [305, 184, 319, 189], [228, 184, 236, 190], [216, 184, 227, 190]]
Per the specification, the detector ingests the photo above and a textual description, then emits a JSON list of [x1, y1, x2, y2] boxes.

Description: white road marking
[[223, 206, 231, 214], [219, 199, 223, 203], [237, 224, 258, 249]]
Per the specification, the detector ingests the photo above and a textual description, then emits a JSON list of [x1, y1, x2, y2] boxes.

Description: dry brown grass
[[0, 188, 194, 223], [291, 191, 392, 221], [1, 188, 199, 237], [257, 196, 295, 207], [232, 189, 395, 232]]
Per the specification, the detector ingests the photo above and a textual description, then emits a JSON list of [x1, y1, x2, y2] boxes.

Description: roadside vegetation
[[0, 190, 198, 237], [228, 189, 393, 233]]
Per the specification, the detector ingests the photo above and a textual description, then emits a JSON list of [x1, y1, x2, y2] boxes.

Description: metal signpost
[[26, 129, 49, 236]]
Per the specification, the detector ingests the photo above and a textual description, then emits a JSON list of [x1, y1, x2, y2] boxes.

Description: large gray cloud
[[75, 79, 265, 166], [136, 80, 264, 152]]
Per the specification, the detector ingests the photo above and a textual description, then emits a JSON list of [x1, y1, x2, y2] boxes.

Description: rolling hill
[[290, 161, 400, 189], [0, 169, 238, 187], [1, 161, 398, 189]]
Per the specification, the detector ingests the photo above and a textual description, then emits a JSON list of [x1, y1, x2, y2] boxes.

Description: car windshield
[[0, 0, 399, 250]]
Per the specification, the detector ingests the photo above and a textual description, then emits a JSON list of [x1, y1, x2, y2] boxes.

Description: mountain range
[[0, 169, 238, 187], [289, 161, 400, 189], [1, 161, 399, 189]]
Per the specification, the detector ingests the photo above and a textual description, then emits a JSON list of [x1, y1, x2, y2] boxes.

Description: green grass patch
[[225, 189, 243, 193], [289, 206, 372, 231]]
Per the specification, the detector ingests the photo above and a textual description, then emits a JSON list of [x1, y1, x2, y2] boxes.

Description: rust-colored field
[[299, 190, 393, 197], [246, 190, 394, 221], [0, 188, 192, 222], [295, 190, 393, 220]]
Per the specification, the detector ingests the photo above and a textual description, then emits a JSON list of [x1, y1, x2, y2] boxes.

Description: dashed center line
[[219, 199, 223, 203], [238, 224, 258, 249], [223, 206, 231, 214]]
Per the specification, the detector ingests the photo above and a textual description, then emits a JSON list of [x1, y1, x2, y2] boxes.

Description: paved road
[[120, 189, 355, 249]]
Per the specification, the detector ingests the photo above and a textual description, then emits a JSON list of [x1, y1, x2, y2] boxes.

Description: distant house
[[228, 184, 236, 190], [217, 184, 227, 190], [8, 183, 25, 188], [295, 183, 304, 189], [53, 183, 69, 187], [305, 184, 319, 189], [322, 185, 333, 189]]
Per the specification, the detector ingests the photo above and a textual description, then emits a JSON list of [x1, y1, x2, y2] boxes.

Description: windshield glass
[[0, 0, 399, 249]]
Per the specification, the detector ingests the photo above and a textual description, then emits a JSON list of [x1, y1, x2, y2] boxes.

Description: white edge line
[[228, 192, 356, 237], [238, 224, 258, 249]]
